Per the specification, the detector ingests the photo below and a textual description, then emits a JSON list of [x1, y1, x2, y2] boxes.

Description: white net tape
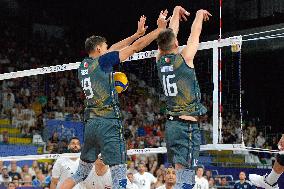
[[0, 145, 282, 161]]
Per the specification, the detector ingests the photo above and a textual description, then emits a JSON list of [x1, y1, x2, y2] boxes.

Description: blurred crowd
[[0, 160, 51, 188], [0, 159, 256, 189]]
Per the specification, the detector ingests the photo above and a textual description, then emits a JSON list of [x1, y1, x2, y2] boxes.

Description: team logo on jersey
[[84, 62, 89, 68], [165, 57, 171, 63]]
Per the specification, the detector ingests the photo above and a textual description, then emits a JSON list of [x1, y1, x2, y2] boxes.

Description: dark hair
[[156, 28, 175, 51], [138, 161, 146, 166], [8, 182, 15, 186], [69, 137, 80, 144], [85, 35, 107, 54], [196, 166, 204, 171]]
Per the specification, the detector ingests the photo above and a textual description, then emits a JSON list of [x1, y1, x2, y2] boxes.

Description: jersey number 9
[[81, 77, 94, 99]]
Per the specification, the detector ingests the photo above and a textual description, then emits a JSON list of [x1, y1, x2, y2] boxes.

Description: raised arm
[[119, 10, 170, 62], [169, 6, 190, 36], [181, 9, 211, 68], [108, 16, 148, 51]]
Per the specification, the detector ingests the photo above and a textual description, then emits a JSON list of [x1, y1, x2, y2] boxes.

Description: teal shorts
[[165, 120, 201, 168], [80, 116, 127, 165]]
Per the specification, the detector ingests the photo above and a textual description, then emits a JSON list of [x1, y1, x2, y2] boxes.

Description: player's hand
[[278, 134, 284, 151], [136, 15, 148, 36], [196, 9, 212, 22], [157, 9, 171, 29], [174, 6, 190, 21]]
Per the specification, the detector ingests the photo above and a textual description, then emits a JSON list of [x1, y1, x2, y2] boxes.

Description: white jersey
[[79, 164, 112, 189], [133, 172, 157, 189], [52, 157, 81, 189], [193, 176, 209, 189], [126, 182, 139, 189], [156, 185, 166, 189]]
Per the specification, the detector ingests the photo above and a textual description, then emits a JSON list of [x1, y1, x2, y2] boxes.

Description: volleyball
[[114, 72, 128, 93]]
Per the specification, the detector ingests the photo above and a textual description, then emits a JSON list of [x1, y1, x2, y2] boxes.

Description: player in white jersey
[[133, 162, 157, 189], [80, 154, 112, 189], [156, 167, 177, 189], [250, 134, 284, 189], [50, 137, 81, 189], [193, 167, 209, 189]]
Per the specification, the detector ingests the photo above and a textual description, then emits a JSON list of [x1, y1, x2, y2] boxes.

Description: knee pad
[[276, 154, 284, 166]]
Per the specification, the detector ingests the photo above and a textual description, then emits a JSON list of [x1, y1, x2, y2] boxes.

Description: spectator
[[156, 167, 176, 189], [154, 174, 165, 188], [56, 90, 65, 109], [0, 166, 12, 187], [57, 138, 69, 153], [22, 103, 36, 130], [234, 171, 255, 189], [194, 167, 209, 189], [0, 161, 3, 174], [7, 182, 16, 189], [32, 170, 51, 187], [126, 173, 139, 189], [133, 162, 157, 189], [32, 97, 43, 117], [208, 177, 216, 189], [8, 161, 21, 178], [8, 168, 21, 181], [127, 162, 138, 175], [205, 170, 212, 180], [20, 165, 32, 179], [47, 132, 60, 151], [11, 176, 20, 187], [22, 174, 33, 187], [11, 103, 23, 128], [219, 177, 229, 189], [41, 162, 50, 175], [2, 93, 14, 116], [29, 161, 39, 177], [256, 132, 266, 148]]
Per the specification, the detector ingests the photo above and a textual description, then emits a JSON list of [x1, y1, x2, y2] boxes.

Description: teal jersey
[[156, 53, 207, 116], [78, 52, 121, 118]]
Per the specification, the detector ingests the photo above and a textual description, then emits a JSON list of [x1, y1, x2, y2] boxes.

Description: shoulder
[[81, 57, 95, 66], [54, 157, 64, 165], [57, 157, 69, 163], [202, 177, 208, 182], [245, 180, 253, 186], [156, 185, 165, 189], [98, 51, 120, 62], [146, 172, 154, 176]]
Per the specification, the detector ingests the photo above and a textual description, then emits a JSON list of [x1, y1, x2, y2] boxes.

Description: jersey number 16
[[162, 74, 178, 96]]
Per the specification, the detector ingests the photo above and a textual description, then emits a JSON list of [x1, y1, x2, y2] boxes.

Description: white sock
[[266, 169, 281, 185]]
